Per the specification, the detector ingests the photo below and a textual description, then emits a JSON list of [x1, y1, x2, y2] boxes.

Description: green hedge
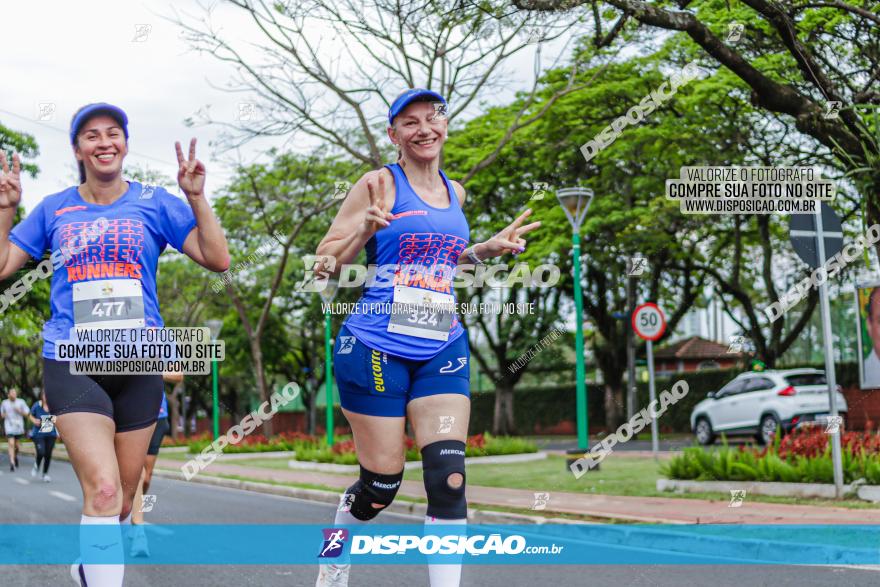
[[468, 383, 604, 435], [663, 443, 880, 485]]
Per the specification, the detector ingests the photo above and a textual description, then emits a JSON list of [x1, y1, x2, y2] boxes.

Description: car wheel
[[758, 414, 780, 445], [695, 418, 715, 446]]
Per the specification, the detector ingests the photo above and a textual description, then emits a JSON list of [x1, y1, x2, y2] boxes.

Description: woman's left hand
[[479, 209, 541, 259], [175, 138, 206, 200]]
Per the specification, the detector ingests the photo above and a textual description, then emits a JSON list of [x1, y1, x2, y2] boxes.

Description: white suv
[[689, 369, 848, 445]]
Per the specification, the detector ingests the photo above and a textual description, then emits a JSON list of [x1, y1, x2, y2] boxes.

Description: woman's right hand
[[361, 172, 393, 236], [0, 152, 22, 210]]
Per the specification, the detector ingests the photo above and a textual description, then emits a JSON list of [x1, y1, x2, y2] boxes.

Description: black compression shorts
[[43, 358, 163, 433]]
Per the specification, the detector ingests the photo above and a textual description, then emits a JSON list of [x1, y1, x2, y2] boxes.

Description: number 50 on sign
[[632, 303, 666, 341]]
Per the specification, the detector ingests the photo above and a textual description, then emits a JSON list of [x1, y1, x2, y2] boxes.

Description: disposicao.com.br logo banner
[[2, 525, 880, 565]]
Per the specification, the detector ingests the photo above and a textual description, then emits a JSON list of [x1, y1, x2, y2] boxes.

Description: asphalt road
[[1, 454, 879, 586]]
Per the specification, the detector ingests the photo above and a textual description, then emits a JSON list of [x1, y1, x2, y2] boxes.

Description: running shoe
[[42, 473, 51, 483], [315, 564, 350, 587], [31, 462, 37, 477], [69, 560, 87, 586], [130, 525, 150, 558], [9, 463, 14, 472]]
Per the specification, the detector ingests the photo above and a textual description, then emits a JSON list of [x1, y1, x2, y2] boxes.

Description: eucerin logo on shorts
[[371, 350, 385, 392]]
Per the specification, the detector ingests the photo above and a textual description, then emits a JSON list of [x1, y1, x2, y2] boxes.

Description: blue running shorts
[[333, 325, 470, 417]]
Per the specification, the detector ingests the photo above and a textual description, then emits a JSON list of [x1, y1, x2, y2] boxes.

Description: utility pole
[[626, 258, 637, 420]]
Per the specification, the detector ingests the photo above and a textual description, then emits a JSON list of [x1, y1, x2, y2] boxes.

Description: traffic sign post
[[789, 202, 844, 498], [632, 303, 666, 458]]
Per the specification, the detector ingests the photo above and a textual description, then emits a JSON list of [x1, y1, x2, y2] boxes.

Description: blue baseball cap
[[70, 103, 129, 144], [388, 89, 447, 125]]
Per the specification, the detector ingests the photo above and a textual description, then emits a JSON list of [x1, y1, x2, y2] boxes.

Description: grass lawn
[[169, 452, 875, 509]]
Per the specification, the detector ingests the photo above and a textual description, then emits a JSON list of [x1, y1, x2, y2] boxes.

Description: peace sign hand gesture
[[175, 138, 206, 200], [361, 172, 393, 236], [480, 209, 541, 259], [0, 152, 22, 210]]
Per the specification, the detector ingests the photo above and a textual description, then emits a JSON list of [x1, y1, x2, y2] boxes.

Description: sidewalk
[[157, 457, 880, 525]]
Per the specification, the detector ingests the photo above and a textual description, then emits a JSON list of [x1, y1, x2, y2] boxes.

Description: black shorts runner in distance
[[147, 417, 169, 455], [43, 358, 163, 433]]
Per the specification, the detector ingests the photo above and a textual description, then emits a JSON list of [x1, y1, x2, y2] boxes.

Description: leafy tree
[[0, 124, 41, 397]]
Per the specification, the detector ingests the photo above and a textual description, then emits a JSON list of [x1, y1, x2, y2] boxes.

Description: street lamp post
[[318, 279, 340, 447], [205, 319, 223, 440], [556, 187, 595, 452]]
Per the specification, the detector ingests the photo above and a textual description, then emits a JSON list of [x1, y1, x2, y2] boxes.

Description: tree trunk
[[250, 340, 273, 436], [492, 385, 516, 435], [169, 380, 184, 441], [308, 391, 317, 436], [603, 382, 625, 432]]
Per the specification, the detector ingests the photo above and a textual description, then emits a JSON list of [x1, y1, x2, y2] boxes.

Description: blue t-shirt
[[9, 182, 196, 359], [30, 402, 58, 438]]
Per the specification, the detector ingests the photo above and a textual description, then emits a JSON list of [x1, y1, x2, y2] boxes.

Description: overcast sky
[[3, 0, 568, 215]]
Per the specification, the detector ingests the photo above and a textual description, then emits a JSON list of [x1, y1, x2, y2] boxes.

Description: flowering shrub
[[188, 430, 318, 454], [774, 426, 880, 459], [663, 427, 880, 485], [186, 428, 537, 462], [293, 433, 536, 465]]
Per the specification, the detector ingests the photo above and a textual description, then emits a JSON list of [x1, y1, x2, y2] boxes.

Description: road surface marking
[[14, 478, 28, 485], [50, 490, 77, 502]]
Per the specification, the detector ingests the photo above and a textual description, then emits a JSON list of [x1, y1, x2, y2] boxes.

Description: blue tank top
[[343, 163, 470, 360]]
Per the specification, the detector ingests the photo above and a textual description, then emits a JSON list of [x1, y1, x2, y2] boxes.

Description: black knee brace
[[421, 440, 467, 519], [341, 465, 403, 521]]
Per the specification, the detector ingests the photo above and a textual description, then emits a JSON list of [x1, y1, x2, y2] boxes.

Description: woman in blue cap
[[0, 103, 229, 586], [313, 89, 540, 587]]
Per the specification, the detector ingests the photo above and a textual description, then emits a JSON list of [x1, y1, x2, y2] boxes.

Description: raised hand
[[362, 172, 393, 235], [0, 152, 22, 210], [175, 138, 206, 199], [480, 208, 541, 259]]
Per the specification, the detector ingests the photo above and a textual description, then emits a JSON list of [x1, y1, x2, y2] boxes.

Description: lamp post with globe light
[[556, 187, 594, 452]]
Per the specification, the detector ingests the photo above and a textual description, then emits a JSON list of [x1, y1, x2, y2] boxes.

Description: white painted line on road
[[14, 478, 28, 485], [49, 490, 77, 502]]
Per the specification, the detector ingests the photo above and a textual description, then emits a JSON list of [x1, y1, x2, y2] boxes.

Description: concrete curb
[[657, 478, 880, 501], [287, 451, 547, 474], [151, 467, 568, 525], [215, 450, 297, 460]]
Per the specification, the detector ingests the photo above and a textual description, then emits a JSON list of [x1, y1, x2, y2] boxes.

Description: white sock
[[328, 493, 371, 566], [80, 514, 125, 587], [425, 516, 466, 587]]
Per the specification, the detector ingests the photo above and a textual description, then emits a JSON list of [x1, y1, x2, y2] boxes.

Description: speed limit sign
[[633, 302, 666, 457], [632, 303, 666, 341]]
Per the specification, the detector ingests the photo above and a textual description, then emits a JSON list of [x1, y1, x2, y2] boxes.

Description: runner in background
[[0, 103, 229, 587], [1, 388, 29, 471], [29, 389, 58, 481], [129, 372, 181, 557]]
